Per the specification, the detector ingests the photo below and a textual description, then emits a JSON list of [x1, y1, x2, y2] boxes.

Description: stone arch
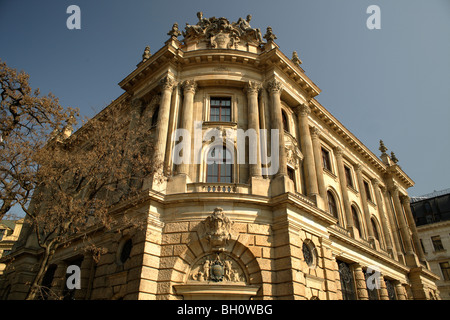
[[163, 237, 263, 299]]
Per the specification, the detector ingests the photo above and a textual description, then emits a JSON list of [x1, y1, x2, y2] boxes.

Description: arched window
[[351, 206, 362, 237], [327, 191, 339, 221], [206, 146, 233, 183], [371, 217, 380, 243], [282, 111, 289, 132]]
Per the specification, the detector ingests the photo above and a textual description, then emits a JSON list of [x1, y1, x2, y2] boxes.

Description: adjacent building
[[0, 13, 440, 300], [411, 189, 450, 299]]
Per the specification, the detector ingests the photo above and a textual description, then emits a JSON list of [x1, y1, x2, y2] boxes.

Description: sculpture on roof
[[167, 22, 182, 38], [142, 46, 151, 62], [182, 12, 265, 48]]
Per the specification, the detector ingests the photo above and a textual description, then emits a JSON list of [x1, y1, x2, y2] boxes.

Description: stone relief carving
[[201, 207, 233, 252], [190, 253, 246, 283]]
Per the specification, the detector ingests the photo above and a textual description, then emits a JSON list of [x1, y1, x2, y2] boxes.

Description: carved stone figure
[[292, 51, 302, 65], [167, 23, 181, 38], [203, 207, 233, 251], [142, 46, 151, 62], [189, 253, 246, 284], [263, 26, 277, 42], [182, 12, 263, 47]]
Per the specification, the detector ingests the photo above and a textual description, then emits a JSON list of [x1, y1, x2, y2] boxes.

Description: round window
[[302, 241, 316, 267]]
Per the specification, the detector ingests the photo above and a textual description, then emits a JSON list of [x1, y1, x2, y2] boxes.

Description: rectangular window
[[363, 180, 372, 201], [431, 236, 445, 252], [344, 165, 354, 188], [210, 97, 231, 122], [321, 147, 332, 172], [440, 262, 450, 281]]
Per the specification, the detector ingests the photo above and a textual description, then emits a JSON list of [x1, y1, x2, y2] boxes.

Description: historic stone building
[[411, 189, 450, 299], [0, 13, 440, 300]]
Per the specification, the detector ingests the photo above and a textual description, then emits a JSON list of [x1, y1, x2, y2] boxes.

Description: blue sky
[[1, 0, 450, 197]]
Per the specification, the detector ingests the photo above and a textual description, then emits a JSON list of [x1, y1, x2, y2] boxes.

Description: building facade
[[0, 13, 440, 300], [411, 190, 450, 299]]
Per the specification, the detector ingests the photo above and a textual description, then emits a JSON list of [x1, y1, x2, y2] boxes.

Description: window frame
[[344, 165, 354, 189], [206, 145, 233, 183], [321, 147, 332, 172], [209, 97, 232, 122], [431, 236, 445, 252], [439, 261, 450, 281]]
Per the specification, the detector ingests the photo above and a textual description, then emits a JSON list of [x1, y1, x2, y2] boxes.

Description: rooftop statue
[[182, 12, 265, 47]]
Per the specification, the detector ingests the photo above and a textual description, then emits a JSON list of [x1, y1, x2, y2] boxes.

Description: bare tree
[[0, 59, 78, 220], [22, 97, 162, 300], [1, 60, 162, 299]]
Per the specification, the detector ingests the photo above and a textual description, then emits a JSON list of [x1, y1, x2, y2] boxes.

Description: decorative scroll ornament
[[202, 207, 233, 252], [190, 253, 246, 283]]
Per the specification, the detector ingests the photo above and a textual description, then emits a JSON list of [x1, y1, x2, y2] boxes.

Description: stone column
[[401, 196, 427, 263], [381, 186, 403, 261], [310, 127, 327, 210], [353, 264, 369, 300], [295, 104, 319, 199], [354, 165, 375, 242], [154, 75, 176, 172], [334, 146, 355, 234], [266, 79, 287, 176], [371, 179, 394, 255], [378, 275, 390, 300], [177, 79, 197, 178], [390, 186, 415, 256], [245, 81, 262, 178], [394, 281, 407, 300]]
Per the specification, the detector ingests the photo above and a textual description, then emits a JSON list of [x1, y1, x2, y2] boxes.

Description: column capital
[[333, 146, 344, 157], [309, 126, 320, 138], [266, 79, 283, 94], [181, 79, 197, 94], [244, 81, 262, 95], [160, 75, 176, 91], [389, 185, 399, 194], [354, 163, 363, 173], [371, 178, 380, 186], [295, 103, 311, 117], [401, 195, 411, 205]]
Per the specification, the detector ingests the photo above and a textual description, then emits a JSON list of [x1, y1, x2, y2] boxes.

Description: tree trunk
[[25, 241, 58, 300]]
